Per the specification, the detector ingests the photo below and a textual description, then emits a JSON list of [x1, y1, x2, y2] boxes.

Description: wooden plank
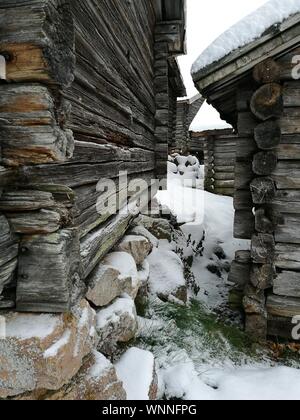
[[17, 229, 82, 313], [267, 294, 300, 319], [274, 271, 300, 298], [0, 1, 75, 86], [275, 243, 300, 270]]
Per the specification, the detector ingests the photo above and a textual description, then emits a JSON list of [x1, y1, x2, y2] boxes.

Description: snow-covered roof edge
[[191, 0, 300, 78]]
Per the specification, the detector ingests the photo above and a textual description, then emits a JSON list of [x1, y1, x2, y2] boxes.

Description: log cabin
[[172, 94, 204, 153], [198, 128, 237, 197], [0, 0, 187, 313], [193, 10, 300, 341]]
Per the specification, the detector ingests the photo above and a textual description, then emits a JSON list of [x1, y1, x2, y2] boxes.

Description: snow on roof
[[192, 0, 300, 76]]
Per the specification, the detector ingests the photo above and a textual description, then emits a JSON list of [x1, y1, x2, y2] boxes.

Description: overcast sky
[[179, 0, 268, 130]]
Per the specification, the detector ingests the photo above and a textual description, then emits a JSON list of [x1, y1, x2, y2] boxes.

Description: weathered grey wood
[[235, 162, 254, 190], [0, 190, 56, 212], [250, 177, 276, 204], [275, 243, 300, 270], [17, 229, 83, 313], [253, 151, 277, 176], [250, 264, 275, 290], [254, 120, 281, 150], [80, 206, 135, 279], [6, 209, 63, 235], [234, 210, 255, 240], [250, 83, 283, 121], [273, 161, 300, 189], [274, 271, 300, 298], [228, 260, 251, 288], [253, 58, 281, 84], [234, 190, 253, 210], [0, 0, 75, 86], [271, 190, 300, 214], [268, 315, 298, 340], [267, 294, 300, 319], [255, 207, 279, 234], [235, 250, 251, 264], [251, 233, 275, 264], [275, 214, 300, 244]]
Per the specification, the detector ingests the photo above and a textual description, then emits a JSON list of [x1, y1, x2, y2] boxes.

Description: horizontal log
[[0, 0, 75, 86], [250, 264, 275, 290], [0, 190, 56, 212], [274, 271, 300, 298], [253, 58, 281, 84], [267, 315, 298, 341], [254, 120, 281, 150], [271, 190, 300, 214], [267, 294, 300, 319], [17, 229, 82, 313], [275, 214, 300, 244], [275, 243, 300, 270], [80, 205, 135, 278], [236, 137, 257, 161], [235, 161, 254, 190], [228, 260, 251, 289], [250, 177, 276, 204], [251, 233, 275, 264], [273, 161, 300, 189], [250, 83, 283, 121], [0, 125, 74, 167], [6, 209, 63, 235], [234, 189, 253, 210], [252, 151, 277, 176], [234, 210, 255, 240]]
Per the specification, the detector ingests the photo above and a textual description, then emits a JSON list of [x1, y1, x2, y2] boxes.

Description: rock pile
[[0, 219, 177, 400]]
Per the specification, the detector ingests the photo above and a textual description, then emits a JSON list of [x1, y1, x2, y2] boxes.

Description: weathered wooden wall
[[173, 94, 203, 153], [0, 0, 186, 312], [230, 50, 300, 341], [201, 129, 237, 197]]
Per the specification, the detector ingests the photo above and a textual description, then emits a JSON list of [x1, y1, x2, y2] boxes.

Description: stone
[[115, 235, 153, 267], [134, 215, 173, 241], [47, 351, 127, 400], [86, 264, 131, 308], [115, 347, 158, 400], [102, 252, 141, 299], [96, 296, 138, 356], [129, 226, 159, 248], [0, 300, 96, 398], [15, 351, 127, 401]]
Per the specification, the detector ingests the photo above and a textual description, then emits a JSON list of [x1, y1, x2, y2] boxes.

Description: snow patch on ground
[[115, 347, 155, 400], [139, 155, 300, 400], [192, 0, 300, 74]]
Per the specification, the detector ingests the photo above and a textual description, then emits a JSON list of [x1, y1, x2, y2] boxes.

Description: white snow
[[115, 347, 155, 401], [190, 102, 232, 132], [147, 247, 186, 297], [192, 0, 300, 74], [131, 154, 293, 401], [6, 314, 61, 341], [104, 252, 138, 287], [88, 350, 112, 380], [96, 295, 136, 330], [138, 260, 150, 285], [44, 329, 71, 359], [130, 225, 159, 248], [163, 363, 300, 400]]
